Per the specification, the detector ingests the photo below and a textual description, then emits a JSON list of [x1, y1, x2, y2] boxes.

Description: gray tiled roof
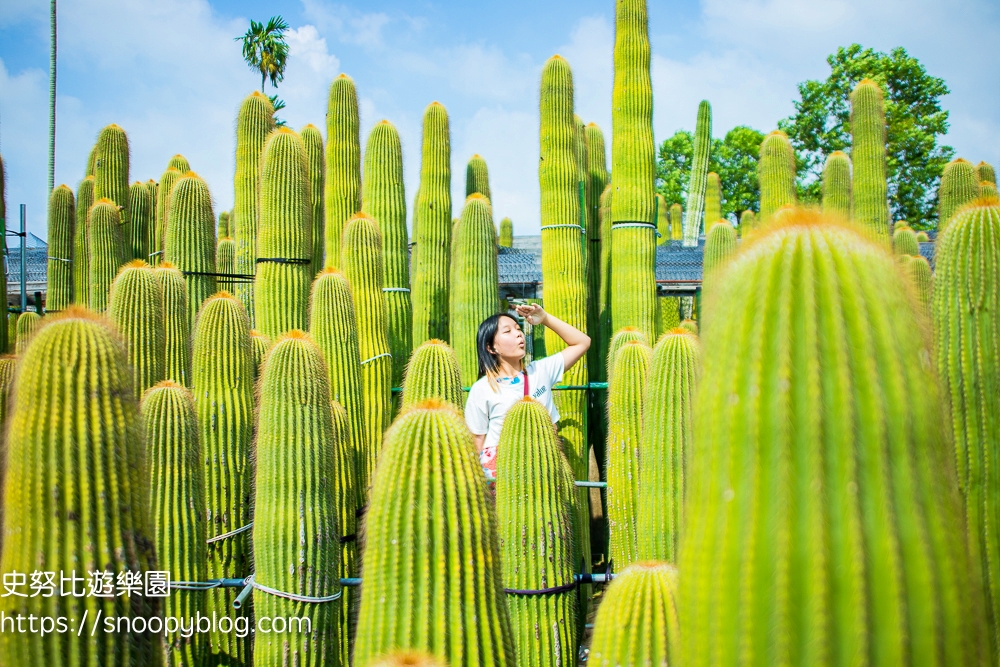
[[919, 242, 935, 269], [498, 246, 542, 284]]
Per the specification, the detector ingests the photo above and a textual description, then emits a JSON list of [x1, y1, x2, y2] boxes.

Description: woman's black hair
[[476, 313, 523, 387]]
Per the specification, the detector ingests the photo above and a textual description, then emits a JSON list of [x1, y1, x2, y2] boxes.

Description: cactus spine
[[978, 161, 996, 186], [450, 194, 499, 386], [142, 381, 207, 667], [233, 91, 276, 318], [938, 158, 981, 232], [892, 224, 919, 256], [499, 217, 513, 247], [684, 101, 712, 246], [822, 150, 852, 218], [165, 172, 217, 326], [363, 120, 412, 396], [155, 262, 191, 386], [252, 332, 341, 666], [324, 74, 361, 270], [412, 101, 452, 345], [496, 398, 578, 667], [679, 213, 988, 666], [758, 130, 797, 227], [0, 309, 158, 666], [127, 180, 152, 261], [46, 183, 75, 311], [193, 293, 255, 664], [88, 198, 127, 312], [109, 260, 166, 399], [302, 124, 326, 277], [93, 123, 130, 218], [255, 128, 311, 340], [466, 153, 492, 200], [15, 311, 40, 356], [851, 79, 890, 239], [900, 254, 932, 315], [342, 213, 392, 498], [153, 167, 182, 265], [354, 401, 515, 667], [401, 339, 464, 410], [73, 175, 94, 305], [637, 330, 699, 562], [588, 562, 679, 667], [701, 221, 737, 299], [168, 154, 191, 173], [705, 171, 722, 224]]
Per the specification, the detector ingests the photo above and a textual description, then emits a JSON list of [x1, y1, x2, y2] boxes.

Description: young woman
[[465, 303, 590, 474]]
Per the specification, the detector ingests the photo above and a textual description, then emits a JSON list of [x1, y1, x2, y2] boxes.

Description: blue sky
[[1, 0, 998, 238]]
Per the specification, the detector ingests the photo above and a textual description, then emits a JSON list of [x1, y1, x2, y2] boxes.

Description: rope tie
[[170, 580, 225, 591], [206, 522, 253, 544], [250, 575, 342, 603], [148, 250, 164, 258], [382, 287, 410, 293], [360, 352, 392, 366], [47, 256, 71, 263], [540, 224, 584, 233], [613, 221, 661, 238], [256, 257, 312, 265], [503, 581, 576, 595]]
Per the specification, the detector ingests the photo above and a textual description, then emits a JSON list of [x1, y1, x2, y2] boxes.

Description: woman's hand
[[515, 303, 547, 326]]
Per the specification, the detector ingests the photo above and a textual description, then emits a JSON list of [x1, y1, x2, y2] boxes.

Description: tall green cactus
[[250, 329, 269, 376], [0, 308, 158, 667], [466, 153, 491, 200], [165, 171, 217, 326], [93, 123, 130, 217], [5, 314, 14, 353], [127, 180, 152, 261], [938, 158, 981, 232], [900, 254, 932, 316], [892, 224, 919, 256], [412, 101, 452, 345], [233, 91, 276, 318], [168, 154, 191, 173], [684, 101, 712, 246], [822, 150, 852, 218], [933, 199, 1000, 658], [851, 79, 890, 239], [329, 399, 359, 667], [153, 166, 182, 266], [607, 326, 647, 383], [363, 119, 412, 397], [637, 330, 699, 562], [109, 260, 166, 400], [705, 171, 722, 224], [701, 221, 737, 299], [218, 210, 230, 238], [324, 73, 361, 270], [575, 116, 590, 270], [597, 182, 614, 386], [302, 123, 326, 277], [46, 183, 75, 311], [679, 212, 989, 666], [0, 354, 14, 549], [586, 123, 609, 372], [606, 339, 651, 571], [88, 198, 127, 312], [255, 127, 311, 340], [142, 380, 207, 667], [216, 235, 236, 290], [154, 262, 191, 386], [15, 311, 40, 356], [499, 217, 513, 247], [978, 161, 996, 186], [252, 331, 340, 666], [73, 175, 94, 305], [758, 130, 797, 227], [450, 194, 499, 386], [670, 202, 683, 240], [656, 194, 670, 244], [400, 339, 464, 410], [739, 209, 756, 237], [342, 213, 392, 499], [496, 398, 578, 667], [354, 400, 515, 667], [193, 293, 255, 664], [589, 562, 679, 667]]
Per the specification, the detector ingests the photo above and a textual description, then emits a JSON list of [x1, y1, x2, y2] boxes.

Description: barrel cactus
[[108, 260, 166, 400], [46, 184, 75, 311], [5, 314, 14, 353], [369, 652, 447, 667], [168, 154, 190, 173], [153, 166, 182, 265], [978, 161, 996, 185], [900, 254, 932, 315], [73, 175, 94, 305], [739, 209, 756, 237], [684, 101, 712, 246], [216, 234, 236, 290], [14, 311, 40, 356], [466, 153, 491, 200], [499, 217, 513, 247], [88, 197, 127, 312], [154, 262, 191, 386], [302, 123, 326, 276], [701, 221, 737, 299], [250, 329, 270, 376], [892, 224, 919, 256], [400, 339, 464, 410], [758, 130, 797, 227], [851, 79, 890, 239], [938, 158, 980, 232], [0, 354, 13, 548], [165, 172, 217, 326], [679, 319, 697, 335], [822, 150, 852, 218], [93, 123, 130, 218], [982, 181, 1000, 199], [127, 179, 153, 261]]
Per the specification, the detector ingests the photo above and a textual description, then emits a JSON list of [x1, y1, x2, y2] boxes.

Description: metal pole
[[19, 205, 26, 313], [48, 0, 57, 196]]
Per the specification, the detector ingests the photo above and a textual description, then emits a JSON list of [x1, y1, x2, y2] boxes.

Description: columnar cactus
[[658, 297, 680, 334], [46, 183, 75, 311], [739, 209, 756, 237], [495, 398, 578, 667], [302, 124, 326, 276], [656, 194, 670, 245], [254, 128, 312, 340], [892, 224, 919, 256], [218, 210, 230, 238], [165, 172, 217, 326], [821, 150, 852, 218], [233, 91, 276, 317], [978, 161, 996, 185], [851, 79, 891, 239], [0, 354, 13, 545], [93, 123, 130, 218], [411, 101, 453, 345], [606, 339, 651, 571], [586, 123, 609, 358], [109, 260, 166, 400], [669, 202, 683, 240], [757, 130, 797, 227], [679, 212, 988, 666], [588, 562, 679, 667], [216, 234, 235, 290], [5, 314, 14, 353], [88, 198, 127, 312], [73, 175, 94, 305], [363, 120, 412, 396], [252, 332, 341, 666], [142, 381, 207, 667], [575, 115, 590, 266], [127, 180, 153, 261], [705, 172, 722, 225], [684, 101, 712, 246], [342, 213, 392, 497], [329, 400, 359, 667], [324, 73, 361, 270], [193, 293, 255, 664], [154, 262, 191, 386], [597, 182, 614, 386], [168, 154, 191, 173], [636, 330, 699, 562], [250, 329, 269, 375], [354, 400, 515, 667], [450, 194, 499, 386], [701, 221, 737, 299], [607, 326, 648, 383], [400, 339, 464, 410], [153, 166, 182, 266], [0, 309, 158, 666], [900, 254, 932, 315], [499, 217, 514, 247], [938, 158, 981, 231], [15, 311, 40, 356], [466, 153, 491, 200]]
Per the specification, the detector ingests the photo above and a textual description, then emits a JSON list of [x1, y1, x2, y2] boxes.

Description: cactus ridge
[[938, 158, 981, 233], [584, 122, 607, 385], [329, 399, 359, 667], [758, 130, 797, 227], [354, 401, 515, 667], [684, 101, 712, 245], [165, 172, 217, 327], [324, 74, 362, 270], [466, 153, 492, 200], [14, 311, 40, 356], [0, 354, 14, 549], [73, 176, 95, 306], [46, 184, 75, 311], [679, 211, 988, 666], [850, 80, 890, 239], [88, 198, 127, 312], [5, 314, 14, 354], [153, 167, 182, 266], [126, 180, 153, 261], [109, 260, 166, 399], [301, 124, 327, 277], [93, 124, 130, 223], [401, 339, 464, 410], [822, 150, 852, 218], [499, 217, 514, 247], [153, 262, 191, 386]]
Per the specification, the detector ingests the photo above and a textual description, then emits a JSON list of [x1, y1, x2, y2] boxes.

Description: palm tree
[[236, 16, 290, 93]]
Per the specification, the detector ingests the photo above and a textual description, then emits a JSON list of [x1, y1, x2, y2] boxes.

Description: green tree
[[237, 16, 290, 93], [779, 44, 953, 228], [656, 130, 694, 208]]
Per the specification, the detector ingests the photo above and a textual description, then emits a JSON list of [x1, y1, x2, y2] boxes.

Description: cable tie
[[255, 257, 312, 265], [47, 256, 71, 263], [148, 250, 164, 257], [360, 352, 392, 366], [540, 224, 583, 232], [181, 269, 255, 280], [206, 522, 253, 544], [250, 574, 342, 603], [612, 222, 657, 230], [503, 581, 576, 595], [170, 580, 224, 591]]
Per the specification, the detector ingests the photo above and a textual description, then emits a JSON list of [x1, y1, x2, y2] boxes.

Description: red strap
[[523, 370, 529, 397]]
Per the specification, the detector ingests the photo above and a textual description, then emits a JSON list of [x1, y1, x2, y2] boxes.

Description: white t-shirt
[[464, 353, 565, 453]]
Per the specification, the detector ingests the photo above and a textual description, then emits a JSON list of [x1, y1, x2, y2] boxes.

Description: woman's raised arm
[[514, 304, 590, 372]]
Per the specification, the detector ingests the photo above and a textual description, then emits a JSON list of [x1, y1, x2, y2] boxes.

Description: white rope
[[541, 224, 584, 233], [612, 222, 657, 230], [250, 575, 342, 603], [206, 522, 253, 544], [148, 250, 164, 257], [170, 580, 224, 591], [382, 287, 410, 293], [47, 256, 71, 263], [360, 352, 392, 366]]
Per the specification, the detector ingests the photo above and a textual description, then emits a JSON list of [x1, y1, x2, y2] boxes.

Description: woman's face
[[491, 315, 526, 360]]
